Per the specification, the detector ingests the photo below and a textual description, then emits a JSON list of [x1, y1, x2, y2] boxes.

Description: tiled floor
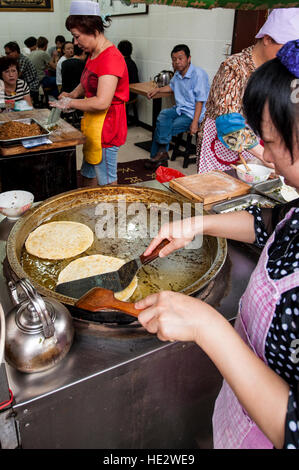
[[76, 125, 198, 176]]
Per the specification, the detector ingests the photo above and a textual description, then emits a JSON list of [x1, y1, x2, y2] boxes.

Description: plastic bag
[[155, 166, 185, 183]]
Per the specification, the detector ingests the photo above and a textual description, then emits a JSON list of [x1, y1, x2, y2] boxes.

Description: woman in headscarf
[[51, 0, 129, 187], [196, 8, 299, 174], [136, 40, 299, 449]]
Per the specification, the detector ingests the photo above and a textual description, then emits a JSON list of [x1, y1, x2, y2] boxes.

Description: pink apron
[[213, 208, 299, 449], [198, 117, 253, 174]]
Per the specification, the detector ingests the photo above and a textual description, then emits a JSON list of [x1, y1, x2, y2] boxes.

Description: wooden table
[[0, 109, 85, 201], [129, 81, 173, 153]]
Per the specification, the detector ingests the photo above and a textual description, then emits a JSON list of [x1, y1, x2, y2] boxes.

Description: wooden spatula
[[75, 287, 140, 318]]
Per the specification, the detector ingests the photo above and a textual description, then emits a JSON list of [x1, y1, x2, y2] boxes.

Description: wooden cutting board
[[169, 170, 251, 205]]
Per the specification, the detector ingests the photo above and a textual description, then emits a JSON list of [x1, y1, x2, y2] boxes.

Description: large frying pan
[[6, 186, 227, 323]]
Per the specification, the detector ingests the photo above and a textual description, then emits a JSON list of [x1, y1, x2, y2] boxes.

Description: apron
[[198, 117, 253, 174], [212, 208, 299, 449], [80, 109, 108, 165]]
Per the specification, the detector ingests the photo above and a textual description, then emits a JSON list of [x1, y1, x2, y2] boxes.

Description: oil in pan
[[20, 201, 214, 301]]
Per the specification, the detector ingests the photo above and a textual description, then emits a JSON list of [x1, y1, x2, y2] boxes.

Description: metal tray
[[0, 118, 50, 146], [253, 178, 286, 203], [212, 193, 277, 214]]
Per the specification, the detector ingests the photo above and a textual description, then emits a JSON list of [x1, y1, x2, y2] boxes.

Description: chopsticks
[[230, 164, 247, 174], [238, 153, 251, 172]]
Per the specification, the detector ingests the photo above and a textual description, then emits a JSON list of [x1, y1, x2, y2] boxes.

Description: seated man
[[145, 44, 209, 169], [30, 36, 59, 99]]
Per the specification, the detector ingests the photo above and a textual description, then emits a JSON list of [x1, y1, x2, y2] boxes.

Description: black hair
[[73, 44, 84, 56], [243, 58, 298, 160], [24, 37, 37, 48], [171, 44, 190, 58], [65, 15, 111, 35], [4, 41, 20, 54], [55, 35, 66, 44], [0, 56, 19, 76], [37, 36, 48, 49], [118, 40, 132, 57]]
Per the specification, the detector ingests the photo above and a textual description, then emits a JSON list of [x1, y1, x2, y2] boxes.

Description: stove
[[0, 183, 260, 449]]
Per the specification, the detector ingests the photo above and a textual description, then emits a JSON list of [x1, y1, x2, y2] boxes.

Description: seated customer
[[145, 44, 209, 169], [0, 56, 32, 111], [30, 36, 59, 98], [4, 41, 39, 106], [118, 40, 139, 98], [23, 36, 37, 56], [56, 41, 74, 91], [61, 44, 86, 93], [48, 35, 66, 59]]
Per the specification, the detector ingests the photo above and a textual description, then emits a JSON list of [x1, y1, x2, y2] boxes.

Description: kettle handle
[[8, 279, 55, 339]]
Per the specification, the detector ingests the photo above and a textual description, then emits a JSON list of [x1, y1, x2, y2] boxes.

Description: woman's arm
[[136, 293, 289, 449], [247, 143, 275, 169], [143, 211, 256, 258], [69, 75, 118, 112]]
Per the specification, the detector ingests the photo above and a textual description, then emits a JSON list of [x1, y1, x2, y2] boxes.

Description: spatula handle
[[139, 239, 170, 265], [75, 287, 140, 318]]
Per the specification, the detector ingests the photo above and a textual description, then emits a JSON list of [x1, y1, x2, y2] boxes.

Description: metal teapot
[[5, 278, 74, 374], [154, 70, 174, 88]]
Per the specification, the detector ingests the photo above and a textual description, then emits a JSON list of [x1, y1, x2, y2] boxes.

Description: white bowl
[[236, 164, 272, 185], [0, 190, 34, 220]]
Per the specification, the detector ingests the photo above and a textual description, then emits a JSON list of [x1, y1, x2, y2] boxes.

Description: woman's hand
[[49, 96, 73, 110], [143, 217, 201, 258], [136, 291, 215, 343], [58, 91, 71, 99]]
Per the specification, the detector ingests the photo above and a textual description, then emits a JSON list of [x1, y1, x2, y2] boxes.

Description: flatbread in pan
[[25, 221, 94, 260]]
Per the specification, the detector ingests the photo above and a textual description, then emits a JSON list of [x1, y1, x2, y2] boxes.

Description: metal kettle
[[5, 278, 74, 373], [154, 70, 174, 88]]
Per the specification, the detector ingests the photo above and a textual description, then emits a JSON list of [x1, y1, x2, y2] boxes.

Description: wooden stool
[[171, 132, 197, 168]]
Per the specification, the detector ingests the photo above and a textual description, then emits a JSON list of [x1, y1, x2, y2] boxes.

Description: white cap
[[255, 8, 299, 45], [69, 1, 100, 16]]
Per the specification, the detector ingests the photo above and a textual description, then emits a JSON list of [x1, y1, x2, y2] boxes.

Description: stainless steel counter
[[0, 181, 259, 449]]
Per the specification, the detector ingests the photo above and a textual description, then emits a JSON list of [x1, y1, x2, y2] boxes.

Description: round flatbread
[[280, 185, 299, 202], [25, 221, 94, 260], [57, 254, 138, 301]]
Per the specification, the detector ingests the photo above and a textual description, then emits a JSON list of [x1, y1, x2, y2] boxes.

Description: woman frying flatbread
[[135, 40, 299, 449]]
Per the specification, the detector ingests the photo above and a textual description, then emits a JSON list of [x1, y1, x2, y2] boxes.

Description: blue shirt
[[169, 63, 210, 122]]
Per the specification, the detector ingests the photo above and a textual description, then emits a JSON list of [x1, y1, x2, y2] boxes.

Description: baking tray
[[253, 178, 286, 203], [212, 193, 277, 214], [0, 118, 50, 146]]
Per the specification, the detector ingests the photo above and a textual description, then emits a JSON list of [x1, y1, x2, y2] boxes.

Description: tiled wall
[[0, 0, 234, 125]]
